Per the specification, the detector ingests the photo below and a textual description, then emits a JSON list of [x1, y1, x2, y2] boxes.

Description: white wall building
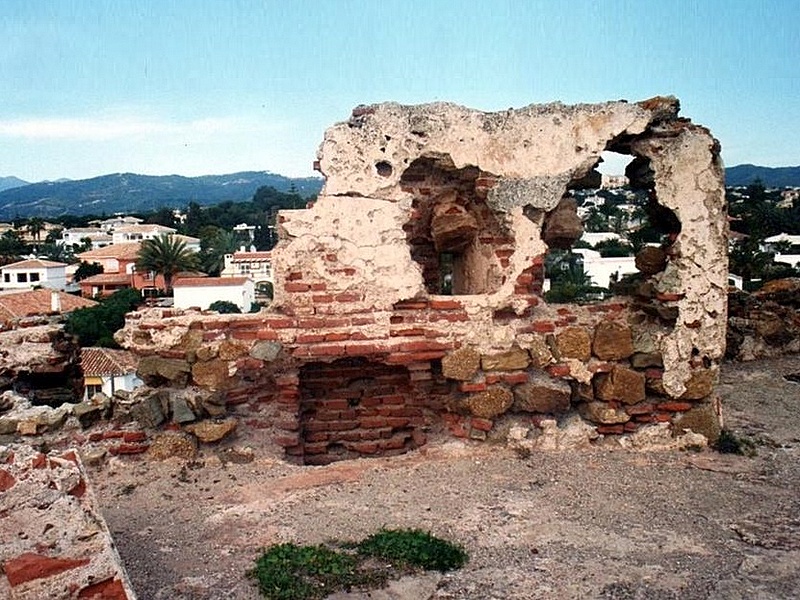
[[573, 249, 638, 289], [59, 228, 113, 250], [222, 250, 273, 285], [111, 224, 176, 244], [0, 259, 67, 290], [80, 347, 142, 400], [173, 277, 255, 312]]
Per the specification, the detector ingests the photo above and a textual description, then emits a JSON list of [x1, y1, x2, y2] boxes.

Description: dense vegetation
[[64, 288, 143, 347]]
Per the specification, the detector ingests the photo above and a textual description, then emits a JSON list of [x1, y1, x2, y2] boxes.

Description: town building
[[80, 347, 142, 400], [173, 277, 254, 311], [0, 259, 68, 290]]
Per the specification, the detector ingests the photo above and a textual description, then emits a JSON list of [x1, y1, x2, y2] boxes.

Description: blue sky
[[1, 0, 798, 181]]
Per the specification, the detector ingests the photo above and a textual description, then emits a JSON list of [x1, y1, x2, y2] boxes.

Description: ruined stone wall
[[117, 98, 728, 464]]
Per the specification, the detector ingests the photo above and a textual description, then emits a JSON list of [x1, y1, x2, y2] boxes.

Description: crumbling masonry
[[119, 97, 728, 464]]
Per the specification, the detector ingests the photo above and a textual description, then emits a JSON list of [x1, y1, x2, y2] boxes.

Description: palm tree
[[136, 234, 198, 294], [27, 217, 45, 241], [199, 228, 238, 275]]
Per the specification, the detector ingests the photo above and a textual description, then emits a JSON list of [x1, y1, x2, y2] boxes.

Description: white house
[[222, 250, 273, 285], [0, 259, 68, 290], [762, 233, 800, 269], [80, 347, 142, 400], [111, 224, 176, 244], [173, 277, 255, 312], [91, 215, 144, 232], [59, 227, 113, 250], [573, 249, 638, 289]]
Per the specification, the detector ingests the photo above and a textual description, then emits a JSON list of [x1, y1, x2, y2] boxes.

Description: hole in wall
[[401, 156, 511, 295], [543, 149, 681, 304], [375, 161, 393, 177]]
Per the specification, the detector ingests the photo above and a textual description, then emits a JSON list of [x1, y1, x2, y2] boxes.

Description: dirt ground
[[92, 355, 800, 600]]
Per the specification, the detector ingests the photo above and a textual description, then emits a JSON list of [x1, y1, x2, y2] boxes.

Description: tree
[[64, 288, 142, 348], [26, 217, 45, 241], [74, 261, 104, 282], [0, 230, 27, 260], [199, 228, 238, 276], [136, 234, 198, 294]]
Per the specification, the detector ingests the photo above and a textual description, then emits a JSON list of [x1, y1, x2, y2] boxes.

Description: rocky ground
[[90, 355, 800, 600]]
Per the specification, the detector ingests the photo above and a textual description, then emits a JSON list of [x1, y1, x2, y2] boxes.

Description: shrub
[[208, 300, 241, 314], [64, 288, 143, 348]]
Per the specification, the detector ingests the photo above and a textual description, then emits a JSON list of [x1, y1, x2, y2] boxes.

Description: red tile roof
[[1, 259, 68, 270], [80, 347, 139, 377], [174, 277, 249, 287], [79, 273, 133, 285], [232, 251, 271, 260], [77, 243, 142, 261], [0, 289, 97, 320]]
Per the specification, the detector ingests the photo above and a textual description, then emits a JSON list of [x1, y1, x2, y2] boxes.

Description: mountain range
[[724, 164, 800, 188], [0, 171, 323, 221], [0, 164, 796, 221]]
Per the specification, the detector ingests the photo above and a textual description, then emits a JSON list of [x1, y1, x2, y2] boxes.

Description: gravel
[[92, 355, 800, 600]]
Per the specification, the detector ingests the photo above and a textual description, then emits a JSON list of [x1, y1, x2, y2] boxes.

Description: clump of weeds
[[714, 428, 757, 457], [248, 528, 467, 600]]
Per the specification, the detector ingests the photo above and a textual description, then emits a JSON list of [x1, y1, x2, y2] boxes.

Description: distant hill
[[725, 165, 800, 188], [0, 176, 29, 193], [0, 171, 323, 220]]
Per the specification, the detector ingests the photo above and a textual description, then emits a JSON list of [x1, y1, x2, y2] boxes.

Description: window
[[3, 274, 9, 283], [30, 273, 40, 282], [85, 384, 103, 398], [16, 273, 27, 283]]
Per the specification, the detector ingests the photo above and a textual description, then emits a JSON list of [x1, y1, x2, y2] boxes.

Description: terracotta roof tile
[[79, 273, 133, 285], [1, 259, 68, 270], [232, 251, 271, 260], [0, 289, 97, 320], [77, 243, 142, 261], [80, 347, 139, 376]]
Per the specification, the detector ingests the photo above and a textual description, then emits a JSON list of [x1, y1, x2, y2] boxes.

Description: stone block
[[192, 359, 234, 390], [441, 347, 481, 381], [679, 368, 716, 400], [130, 394, 165, 428], [554, 326, 591, 361], [465, 386, 513, 419], [169, 396, 196, 424], [578, 401, 631, 425], [481, 346, 530, 371], [672, 399, 721, 442], [526, 334, 554, 368], [250, 340, 282, 361], [513, 373, 571, 414], [137, 355, 191, 386], [592, 320, 634, 360], [186, 418, 238, 443], [594, 365, 646, 405]]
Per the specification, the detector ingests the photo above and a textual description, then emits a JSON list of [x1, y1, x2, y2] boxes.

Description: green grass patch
[[249, 530, 467, 599], [356, 528, 468, 572]]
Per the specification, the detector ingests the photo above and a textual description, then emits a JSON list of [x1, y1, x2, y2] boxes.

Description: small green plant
[[356, 528, 468, 572], [715, 428, 757, 456], [249, 543, 360, 600], [249, 530, 467, 599]]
